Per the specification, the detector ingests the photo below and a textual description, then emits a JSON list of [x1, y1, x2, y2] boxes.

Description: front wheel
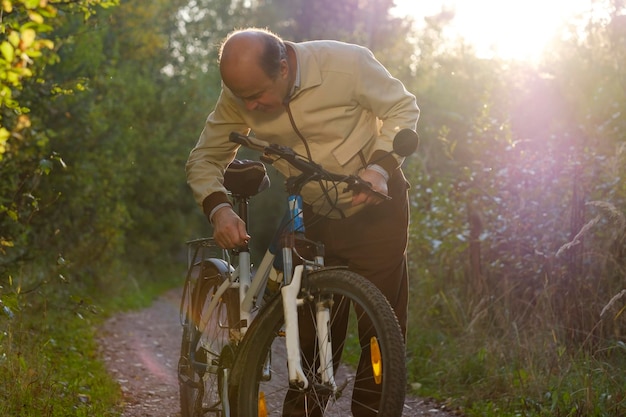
[[230, 268, 406, 417]]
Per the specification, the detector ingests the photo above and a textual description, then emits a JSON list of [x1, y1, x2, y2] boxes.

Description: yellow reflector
[[370, 336, 382, 385], [259, 391, 268, 417]]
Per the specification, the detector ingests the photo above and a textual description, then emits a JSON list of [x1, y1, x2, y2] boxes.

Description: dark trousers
[[283, 169, 410, 416]]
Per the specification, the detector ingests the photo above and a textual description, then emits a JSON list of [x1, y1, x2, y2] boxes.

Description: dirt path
[[98, 288, 460, 417]]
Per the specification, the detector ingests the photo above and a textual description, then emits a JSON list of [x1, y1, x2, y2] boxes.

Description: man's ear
[[280, 59, 289, 79]]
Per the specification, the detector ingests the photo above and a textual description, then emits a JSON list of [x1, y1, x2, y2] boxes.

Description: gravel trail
[[98, 288, 461, 417]]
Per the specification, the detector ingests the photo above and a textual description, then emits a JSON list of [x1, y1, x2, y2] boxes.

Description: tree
[[0, 0, 118, 283]]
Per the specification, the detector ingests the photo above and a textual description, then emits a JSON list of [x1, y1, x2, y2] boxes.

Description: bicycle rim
[[179, 264, 238, 417], [230, 269, 406, 417]]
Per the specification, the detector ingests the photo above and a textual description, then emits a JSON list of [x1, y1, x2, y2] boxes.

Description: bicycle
[[178, 129, 418, 417]]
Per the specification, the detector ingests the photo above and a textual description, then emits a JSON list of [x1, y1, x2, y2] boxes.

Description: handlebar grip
[[345, 178, 392, 201], [229, 132, 270, 151]]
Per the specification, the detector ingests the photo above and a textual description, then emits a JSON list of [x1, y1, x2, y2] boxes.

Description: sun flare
[[393, 0, 591, 62]]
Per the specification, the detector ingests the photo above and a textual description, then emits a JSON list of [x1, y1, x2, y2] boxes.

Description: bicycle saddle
[[223, 159, 270, 197]]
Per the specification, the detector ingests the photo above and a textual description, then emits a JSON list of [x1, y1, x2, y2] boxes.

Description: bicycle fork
[[281, 264, 337, 392]]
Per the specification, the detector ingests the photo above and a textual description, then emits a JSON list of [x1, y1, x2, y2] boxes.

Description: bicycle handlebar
[[229, 130, 418, 200]]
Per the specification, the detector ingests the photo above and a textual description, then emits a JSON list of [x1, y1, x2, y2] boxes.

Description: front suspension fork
[[281, 265, 336, 392]]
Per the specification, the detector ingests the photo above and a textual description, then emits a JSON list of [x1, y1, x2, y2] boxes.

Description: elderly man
[[186, 27, 419, 416]]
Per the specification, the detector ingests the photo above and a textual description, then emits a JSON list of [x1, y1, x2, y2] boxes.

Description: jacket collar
[[285, 41, 322, 100]]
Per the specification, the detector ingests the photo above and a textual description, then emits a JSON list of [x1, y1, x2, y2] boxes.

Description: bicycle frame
[[182, 191, 335, 415]]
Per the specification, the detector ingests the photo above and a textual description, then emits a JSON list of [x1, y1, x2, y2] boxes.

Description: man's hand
[[352, 168, 389, 207], [212, 206, 250, 249]]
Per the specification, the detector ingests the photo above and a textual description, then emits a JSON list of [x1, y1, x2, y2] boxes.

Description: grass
[[405, 280, 626, 417], [0, 261, 184, 416], [0, 296, 121, 416]]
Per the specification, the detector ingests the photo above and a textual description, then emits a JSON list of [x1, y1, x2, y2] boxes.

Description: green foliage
[[402, 2, 626, 415], [0, 0, 119, 275], [0, 0, 195, 413], [0, 0, 118, 161], [1, 0, 625, 415]]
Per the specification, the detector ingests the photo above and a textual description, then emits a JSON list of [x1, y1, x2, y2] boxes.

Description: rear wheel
[[230, 268, 406, 416], [179, 261, 238, 417]]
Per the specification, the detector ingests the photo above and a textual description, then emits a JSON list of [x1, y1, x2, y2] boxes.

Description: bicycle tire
[[179, 260, 238, 417], [229, 268, 406, 417]]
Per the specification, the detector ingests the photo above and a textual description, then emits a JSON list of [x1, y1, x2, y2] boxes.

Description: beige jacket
[[186, 40, 419, 219]]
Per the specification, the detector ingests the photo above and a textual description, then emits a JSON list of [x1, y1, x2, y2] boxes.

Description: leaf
[[0, 238, 15, 248], [20, 28, 37, 49], [0, 127, 10, 142], [2, 0, 13, 13], [6, 70, 19, 84], [26, 49, 42, 58], [8, 30, 20, 47], [1, 41, 14, 62], [27, 10, 44, 24], [23, 0, 40, 9], [7, 209, 18, 221], [39, 39, 54, 49], [15, 114, 31, 130], [39, 158, 53, 174]]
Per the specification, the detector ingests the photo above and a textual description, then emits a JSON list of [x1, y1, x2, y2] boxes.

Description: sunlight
[[392, 0, 592, 62]]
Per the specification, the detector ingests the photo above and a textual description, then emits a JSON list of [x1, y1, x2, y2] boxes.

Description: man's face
[[222, 60, 289, 113]]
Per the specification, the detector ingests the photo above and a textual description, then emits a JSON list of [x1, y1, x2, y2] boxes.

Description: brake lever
[[370, 188, 392, 201], [343, 178, 392, 201]]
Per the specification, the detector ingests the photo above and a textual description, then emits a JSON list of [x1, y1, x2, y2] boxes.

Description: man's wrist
[[209, 203, 232, 223], [202, 191, 232, 222], [366, 164, 390, 183]]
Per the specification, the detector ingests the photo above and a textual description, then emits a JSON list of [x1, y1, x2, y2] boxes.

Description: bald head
[[217, 28, 293, 113], [219, 28, 287, 81]]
